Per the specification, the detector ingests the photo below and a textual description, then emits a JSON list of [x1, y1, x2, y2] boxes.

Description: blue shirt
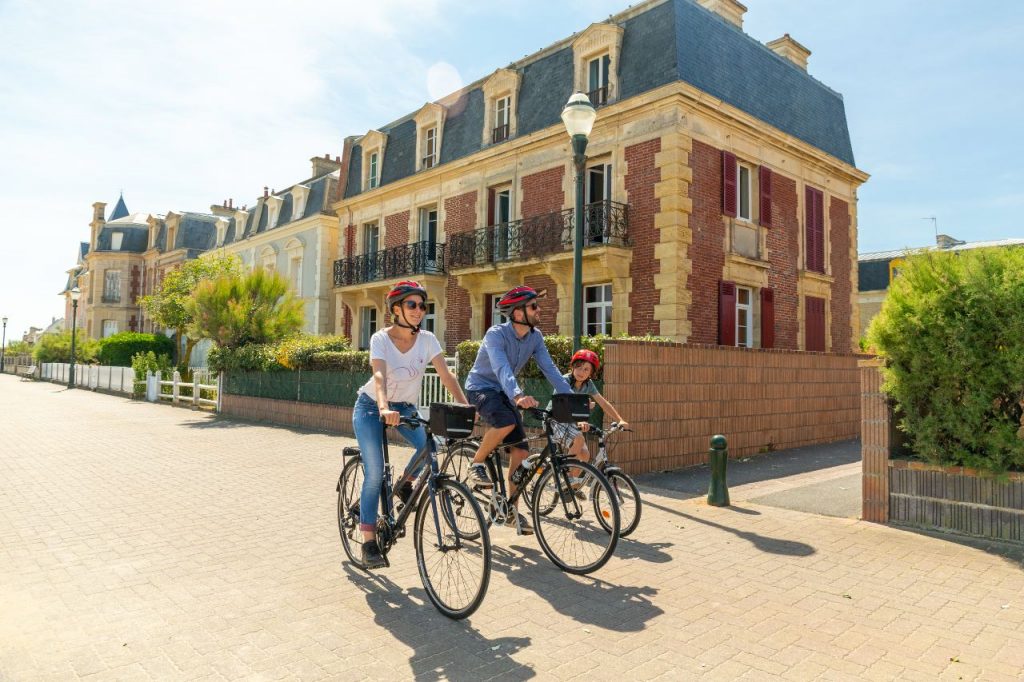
[[465, 323, 572, 401]]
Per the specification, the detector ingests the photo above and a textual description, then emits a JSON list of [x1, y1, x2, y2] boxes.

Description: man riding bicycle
[[463, 285, 573, 534]]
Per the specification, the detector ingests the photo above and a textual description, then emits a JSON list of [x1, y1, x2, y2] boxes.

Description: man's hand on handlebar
[[515, 394, 538, 409]]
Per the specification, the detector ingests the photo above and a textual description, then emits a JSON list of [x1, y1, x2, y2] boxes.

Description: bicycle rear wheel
[[531, 460, 619, 574], [414, 478, 491, 619], [336, 456, 366, 569], [593, 469, 642, 537]]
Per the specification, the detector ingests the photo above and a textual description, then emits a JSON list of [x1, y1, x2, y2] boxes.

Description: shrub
[[868, 248, 1024, 473], [32, 331, 99, 364], [305, 350, 371, 373], [207, 343, 282, 373], [276, 335, 351, 369], [130, 351, 172, 397], [456, 333, 670, 382], [188, 268, 304, 348], [98, 332, 175, 367]]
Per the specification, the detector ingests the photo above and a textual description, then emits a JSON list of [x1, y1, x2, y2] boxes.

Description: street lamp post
[[1, 316, 7, 374], [561, 93, 598, 352], [69, 287, 81, 389]]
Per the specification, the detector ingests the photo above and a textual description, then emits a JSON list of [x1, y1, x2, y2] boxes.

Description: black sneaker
[[395, 481, 414, 508], [505, 511, 534, 535], [469, 463, 493, 489], [361, 540, 386, 570]]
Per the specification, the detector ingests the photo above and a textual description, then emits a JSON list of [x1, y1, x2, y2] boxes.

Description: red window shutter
[[487, 188, 496, 226], [721, 151, 737, 217], [484, 294, 493, 329], [805, 186, 825, 272], [805, 296, 826, 352], [760, 287, 775, 349], [718, 280, 736, 346], [758, 166, 772, 227]]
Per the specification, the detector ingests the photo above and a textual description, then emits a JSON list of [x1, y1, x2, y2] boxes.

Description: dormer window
[[111, 231, 123, 251], [215, 218, 229, 247], [367, 151, 379, 189], [265, 195, 283, 229], [359, 129, 388, 192], [422, 127, 437, 169], [482, 68, 521, 147], [291, 184, 310, 219], [572, 23, 623, 107], [413, 103, 446, 172]]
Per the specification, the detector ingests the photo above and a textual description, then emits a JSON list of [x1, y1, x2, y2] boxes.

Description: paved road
[[2, 375, 1023, 680]]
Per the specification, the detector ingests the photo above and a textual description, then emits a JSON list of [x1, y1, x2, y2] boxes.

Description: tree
[[32, 331, 100, 363], [139, 254, 241, 368], [187, 268, 304, 349]]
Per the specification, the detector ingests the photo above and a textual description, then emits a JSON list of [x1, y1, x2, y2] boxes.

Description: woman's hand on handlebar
[[379, 409, 402, 426]]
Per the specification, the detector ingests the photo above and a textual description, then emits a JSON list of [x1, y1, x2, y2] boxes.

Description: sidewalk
[[2, 375, 1023, 680]]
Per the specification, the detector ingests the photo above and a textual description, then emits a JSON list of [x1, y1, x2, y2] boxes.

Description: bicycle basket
[[429, 402, 476, 438], [550, 393, 590, 423]]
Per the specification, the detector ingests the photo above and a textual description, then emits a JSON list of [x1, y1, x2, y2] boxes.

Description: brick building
[[331, 0, 868, 352]]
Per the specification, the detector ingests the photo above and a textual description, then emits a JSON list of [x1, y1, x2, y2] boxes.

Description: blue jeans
[[352, 393, 427, 532]]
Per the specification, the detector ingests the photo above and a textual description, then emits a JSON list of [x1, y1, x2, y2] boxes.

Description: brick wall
[[384, 211, 409, 249], [603, 340, 861, 475], [524, 274, 559, 332], [444, 191, 478, 350], [343, 305, 352, 339], [830, 197, 853, 352], [345, 224, 355, 258], [625, 138, 661, 335], [686, 140, 727, 344], [860, 359, 889, 523], [766, 173, 800, 349], [520, 166, 565, 219], [221, 393, 355, 437]]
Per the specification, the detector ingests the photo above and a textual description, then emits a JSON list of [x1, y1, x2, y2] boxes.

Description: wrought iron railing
[[422, 155, 436, 169], [448, 200, 629, 269], [101, 294, 121, 304], [333, 241, 446, 287], [492, 123, 510, 143], [587, 85, 608, 107]]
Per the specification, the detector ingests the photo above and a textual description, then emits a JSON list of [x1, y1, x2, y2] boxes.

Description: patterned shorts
[[550, 421, 584, 451]]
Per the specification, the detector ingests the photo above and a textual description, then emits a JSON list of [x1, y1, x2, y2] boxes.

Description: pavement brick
[[2, 375, 1023, 680]]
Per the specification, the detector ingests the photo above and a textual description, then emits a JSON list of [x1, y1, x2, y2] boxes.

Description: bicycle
[[443, 395, 620, 575], [532, 421, 642, 537], [336, 403, 491, 620]]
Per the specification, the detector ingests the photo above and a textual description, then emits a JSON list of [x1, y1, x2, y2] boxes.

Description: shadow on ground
[[344, 565, 535, 681]]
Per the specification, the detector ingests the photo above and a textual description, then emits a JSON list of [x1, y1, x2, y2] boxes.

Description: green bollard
[[707, 434, 730, 506]]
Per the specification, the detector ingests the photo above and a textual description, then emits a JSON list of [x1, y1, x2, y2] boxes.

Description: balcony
[[422, 155, 436, 169], [334, 241, 446, 287], [587, 85, 608, 107], [492, 123, 509, 144], [100, 294, 121, 304], [448, 200, 629, 270]]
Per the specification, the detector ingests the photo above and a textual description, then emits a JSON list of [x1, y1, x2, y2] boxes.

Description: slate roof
[[95, 224, 149, 253], [225, 171, 334, 246], [858, 238, 1024, 292], [345, 0, 856, 200], [109, 194, 129, 221]]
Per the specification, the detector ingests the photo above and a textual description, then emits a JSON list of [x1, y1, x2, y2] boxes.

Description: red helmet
[[496, 285, 544, 315], [386, 280, 427, 307], [571, 349, 600, 374]]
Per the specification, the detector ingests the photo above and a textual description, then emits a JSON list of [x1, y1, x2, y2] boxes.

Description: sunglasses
[[402, 300, 428, 311], [527, 302, 540, 311]]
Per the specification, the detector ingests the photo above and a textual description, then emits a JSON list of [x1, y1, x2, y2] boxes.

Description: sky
[[0, 0, 1021, 341]]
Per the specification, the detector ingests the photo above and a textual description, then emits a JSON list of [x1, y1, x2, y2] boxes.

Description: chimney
[[228, 198, 233, 209], [263, 186, 269, 198], [697, 0, 747, 28], [210, 202, 235, 218], [936, 234, 965, 249], [90, 201, 107, 250], [311, 152, 344, 178], [766, 34, 811, 70], [334, 136, 358, 201]]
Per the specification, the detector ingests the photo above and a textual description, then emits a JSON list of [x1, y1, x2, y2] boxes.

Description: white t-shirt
[[357, 329, 444, 405]]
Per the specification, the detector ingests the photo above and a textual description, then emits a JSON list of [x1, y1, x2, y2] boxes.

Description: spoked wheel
[[414, 478, 491, 619], [531, 459, 619, 574], [440, 440, 495, 538], [593, 469, 642, 537], [337, 456, 367, 569]]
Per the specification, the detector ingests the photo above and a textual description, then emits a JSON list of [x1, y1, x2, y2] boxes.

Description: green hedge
[[208, 334, 357, 373], [456, 333, 668, 382], [226, 370, 370, 407], [97, 332, 175, 367], [33, 331, 100, 364], [275, 335, 351, 369], [868, 247, 1024, 473]]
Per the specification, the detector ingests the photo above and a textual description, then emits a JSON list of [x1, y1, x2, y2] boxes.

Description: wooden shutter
[[759, 166, 772, 227], [805, 186, 825, 272], [484, 294, 493, 330], [805, 296, 826, 352], [760, 288, 775, 349], [487, 188, 496, 227], [718, 281, 736, 346], [722, 151, 737, 217]]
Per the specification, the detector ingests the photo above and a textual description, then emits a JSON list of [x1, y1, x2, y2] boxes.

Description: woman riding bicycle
[[352, 280, 467, 569]]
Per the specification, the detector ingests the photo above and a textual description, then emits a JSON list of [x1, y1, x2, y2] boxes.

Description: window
[[805, 296, 826, 352], [363, 222, 380, 281], [359, 307, 377, 350], [585, 163, 613, 243], [736, 287, 752, 348], [422, 302, 436, 334], [422, 127, 437, 169], [484, 293, 510, 329], [260, 248, 276, 273], [584, 284, 613, 336], [493, 96, 511, 143], [737, 164, 752, 222], [103, 270, 120, 303], [805, 186, 826, 273], [368, 152, 379, 189], [489, 188, 512, 261], [588, 54, 611, 105], [289, 255, 302, 295], [111, 232, 123, 251], [101, 320, 118, 338], [418, 207, 439, 269]]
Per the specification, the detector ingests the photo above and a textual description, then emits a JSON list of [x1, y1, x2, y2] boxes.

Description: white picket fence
[[144, 370, 219, 410], [39, 362, 219, 410], [40, 363, 135, 393], [418, 355, 458, 418]]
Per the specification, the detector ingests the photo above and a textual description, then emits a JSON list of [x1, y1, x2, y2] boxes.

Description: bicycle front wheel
[[414, 478, 491, 619], [531, 460, 619, 574], [593, 469, 642, 537]]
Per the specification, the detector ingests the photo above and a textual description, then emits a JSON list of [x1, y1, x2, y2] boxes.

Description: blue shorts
[[466, 389, 527, 448]]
